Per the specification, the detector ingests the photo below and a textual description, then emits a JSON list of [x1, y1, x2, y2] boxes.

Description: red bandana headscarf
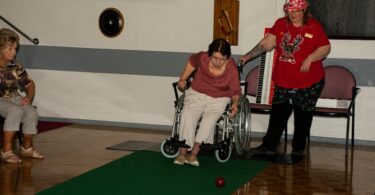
[[284, 0, 309, 12]]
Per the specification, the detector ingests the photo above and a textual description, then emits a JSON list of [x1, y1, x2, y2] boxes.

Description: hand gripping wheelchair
[[161, 65, 251, 163]]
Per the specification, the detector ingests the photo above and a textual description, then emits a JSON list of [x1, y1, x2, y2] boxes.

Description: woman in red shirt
[[241, 0, 331, 157]]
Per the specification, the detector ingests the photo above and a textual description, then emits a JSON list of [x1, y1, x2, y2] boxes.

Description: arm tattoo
[[245, 43, 267, 60]]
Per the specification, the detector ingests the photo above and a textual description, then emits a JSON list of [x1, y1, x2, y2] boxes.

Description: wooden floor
[[1, 124, 374, 195]]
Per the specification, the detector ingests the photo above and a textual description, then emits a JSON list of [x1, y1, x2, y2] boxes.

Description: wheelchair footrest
[[200, 143, 219, 150], [200, 139, 231, 151], [166, 137, 191, 149]]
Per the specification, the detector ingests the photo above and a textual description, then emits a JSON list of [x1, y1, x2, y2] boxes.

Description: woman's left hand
[[20, 97, 32, 106], [300, 59, 312, 72]]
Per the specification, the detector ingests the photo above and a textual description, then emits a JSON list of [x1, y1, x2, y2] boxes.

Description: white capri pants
[[0, 96, 39, 134], [179, 89, 230, 148]]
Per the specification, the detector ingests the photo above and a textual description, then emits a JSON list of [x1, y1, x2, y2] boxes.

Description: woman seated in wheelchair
[[174, 38, 241, 166]]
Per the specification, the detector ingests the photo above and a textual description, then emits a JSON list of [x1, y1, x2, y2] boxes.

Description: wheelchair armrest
[[172, 81, 192, 102]]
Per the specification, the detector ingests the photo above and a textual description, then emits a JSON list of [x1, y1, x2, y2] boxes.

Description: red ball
[[215, 176, 225, 188]]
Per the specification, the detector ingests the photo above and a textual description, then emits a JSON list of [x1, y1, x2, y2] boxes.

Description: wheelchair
[[161, 80, 251, 163]]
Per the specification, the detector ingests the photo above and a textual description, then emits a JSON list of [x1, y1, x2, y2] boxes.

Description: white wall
[[2, 0, 374, 58], [1, 0, 374, 142], [28, 70, 176, 125]]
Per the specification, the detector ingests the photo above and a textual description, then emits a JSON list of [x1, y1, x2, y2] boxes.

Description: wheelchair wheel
[[214, 144, 232, 163], [160, 139, 179, 158], [233, 95, 251, 155]]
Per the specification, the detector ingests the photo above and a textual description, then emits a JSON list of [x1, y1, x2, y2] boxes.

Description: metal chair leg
[[284, 126, 288, 154]]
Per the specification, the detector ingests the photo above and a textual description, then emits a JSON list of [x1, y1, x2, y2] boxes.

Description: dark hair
[[208, 38, 231, 58], [303, 10, 311, 24]]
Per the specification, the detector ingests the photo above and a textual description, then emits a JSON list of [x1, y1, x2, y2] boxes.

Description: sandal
[[20, 146, 44, 159], [1, 150, 22, 164]]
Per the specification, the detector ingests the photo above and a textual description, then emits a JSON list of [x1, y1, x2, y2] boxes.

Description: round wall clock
[[99, 8, 124, 38]]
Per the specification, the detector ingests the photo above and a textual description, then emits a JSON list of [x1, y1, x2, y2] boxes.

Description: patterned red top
[[270, 17, 330, 88], [0, 60, 32, 98], [189, 52, 241, 98]]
